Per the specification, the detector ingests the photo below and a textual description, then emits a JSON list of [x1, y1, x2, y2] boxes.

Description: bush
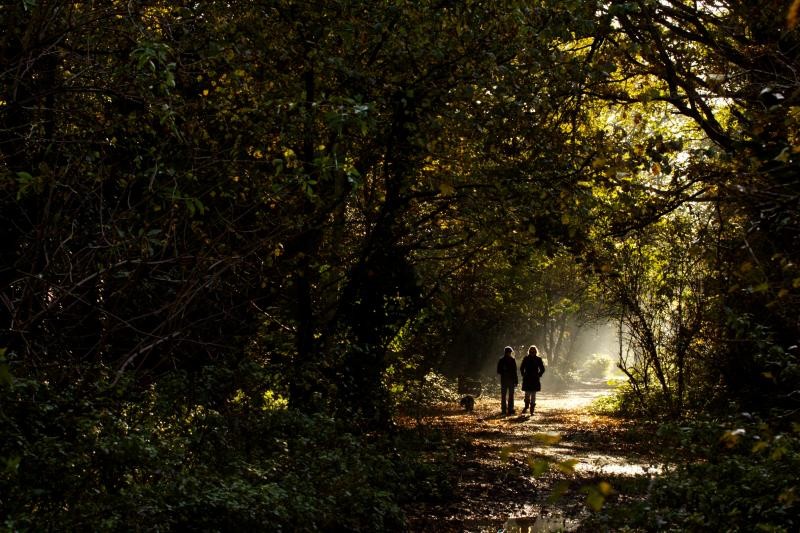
[[586, 379, 681, 418], [389, 369, 460, 420], [579, 354, 612, 380], [0, 368, 450, 531], [584, 416, 800, 532]]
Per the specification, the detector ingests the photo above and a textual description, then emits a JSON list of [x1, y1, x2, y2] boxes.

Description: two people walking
[[497, 345, 545, 415]]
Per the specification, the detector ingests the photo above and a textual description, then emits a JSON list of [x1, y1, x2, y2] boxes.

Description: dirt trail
[[404, 384, 661, 532]]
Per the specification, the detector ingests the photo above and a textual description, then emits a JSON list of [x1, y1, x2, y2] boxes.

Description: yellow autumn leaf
[[719, 429, 745, 448], [779, 487, 798, 505], [774, 147, 790, 163], [752, 282, 770, 293], [527, 457, 550, 477], [547, 480, 570, 504], [586, 491, 605, 512], [790, 0, 800, 29], [532, 432, 562, 445], [499, 445, 514, 462], [554, 458, 579, 474]]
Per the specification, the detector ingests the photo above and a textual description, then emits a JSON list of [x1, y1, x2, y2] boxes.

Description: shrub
[[584, 416, 800, 532], [0, 368, 449, 531], [389, 369, 460, 420], [579, 354, 612, 380]]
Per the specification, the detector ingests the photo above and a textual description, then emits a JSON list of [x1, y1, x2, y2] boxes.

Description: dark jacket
[[520, 355, 545, 392], [497, 354, 518, 387]]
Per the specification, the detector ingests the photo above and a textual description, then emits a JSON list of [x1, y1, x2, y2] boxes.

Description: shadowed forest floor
[[402, 383, 665, 532]]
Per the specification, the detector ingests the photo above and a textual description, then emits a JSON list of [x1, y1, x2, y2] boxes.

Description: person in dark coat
[[520, 345, 546, 414], [496, 346, 518, 415]]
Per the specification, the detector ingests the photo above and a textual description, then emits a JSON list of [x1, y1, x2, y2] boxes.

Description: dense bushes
[[0, 370, 450, 531], [584, 415, 800, 532], [388, 368, 461, 422]]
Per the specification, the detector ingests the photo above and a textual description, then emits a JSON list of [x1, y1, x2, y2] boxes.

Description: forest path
[[403, 383, 662, 532]]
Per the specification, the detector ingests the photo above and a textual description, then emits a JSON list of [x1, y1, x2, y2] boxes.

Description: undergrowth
[[581, 407, 800, 532], [0, 369, 453, 531]]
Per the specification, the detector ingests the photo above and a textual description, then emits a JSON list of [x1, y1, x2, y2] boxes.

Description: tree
[[597, 209, 717, 416], [587, 0, 800, 406], [0, 0, 612, 426]]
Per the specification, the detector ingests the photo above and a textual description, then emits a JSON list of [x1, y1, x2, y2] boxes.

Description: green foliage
[[2, 0, 800, 528], [589, 379, 686, 419], [587, 381, 630, 415], [724, 311, 800, 412], [585, 416, 800, 532], [0, 370, 452, 531], [579, 354, 613, 381], [389, 366, 460, 422]]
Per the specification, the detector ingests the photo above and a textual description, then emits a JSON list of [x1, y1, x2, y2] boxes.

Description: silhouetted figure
[[497, 346, 518, 415], [520, 345, 546, 414]]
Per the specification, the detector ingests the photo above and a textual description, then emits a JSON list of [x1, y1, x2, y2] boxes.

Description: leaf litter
[[401, 383, 665, 532]]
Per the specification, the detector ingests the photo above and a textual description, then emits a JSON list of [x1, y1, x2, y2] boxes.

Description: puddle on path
[[404, 383, 665, 532], [502, 510, 580, 532], [575, 451, 663, 476]]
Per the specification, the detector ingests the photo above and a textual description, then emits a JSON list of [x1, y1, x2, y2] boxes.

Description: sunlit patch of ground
[[402, 384, 667, 532]]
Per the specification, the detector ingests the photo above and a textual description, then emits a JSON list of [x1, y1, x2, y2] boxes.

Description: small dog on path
[[460, 395, 475, 411]]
